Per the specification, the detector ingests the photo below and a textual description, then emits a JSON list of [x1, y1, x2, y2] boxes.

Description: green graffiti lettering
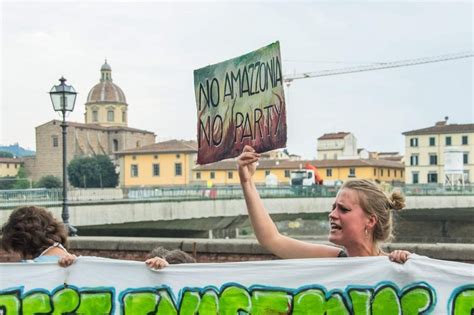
[[452, 288, 474, 315], [0, 281, 439, 314], [22, 292, 52, 315], [372, 286, 400, 314], [401, 286, 433, 314], [76, 291, 113, 314], [0, 291, 21, 315], [123, 291, 158, 314], [293, 288, 325, 314], [349, 289, 372, 315], [51, 287, 80, 315], [179, 290, 201, 315], [156, 289, 178, 314], [199, 289, 219, 314], [251, 290, 292, 314], [219, 286, 251, 315], [325, 293, 350, 315]]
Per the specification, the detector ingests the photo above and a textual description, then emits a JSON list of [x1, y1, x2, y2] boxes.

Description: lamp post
[[49, 77, 78, 236]]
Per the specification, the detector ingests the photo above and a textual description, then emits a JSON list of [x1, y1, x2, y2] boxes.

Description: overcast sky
[[1, 0, 472, 159]]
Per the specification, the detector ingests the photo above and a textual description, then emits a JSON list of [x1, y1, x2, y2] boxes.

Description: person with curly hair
[[237, 145, 411, 263], [1, 206, 76, 267]]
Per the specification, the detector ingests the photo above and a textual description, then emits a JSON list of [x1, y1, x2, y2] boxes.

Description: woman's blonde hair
[[340, 179, 405, 243]]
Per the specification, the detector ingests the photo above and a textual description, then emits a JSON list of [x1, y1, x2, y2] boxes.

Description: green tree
[[0, 151, 14, 158], [35, 175, 62, 188], [12, 165, 31, 189], [0, 177, 15, 190], [67, 155, 118, 188]]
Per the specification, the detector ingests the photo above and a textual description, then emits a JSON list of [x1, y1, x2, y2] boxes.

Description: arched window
[[92, 110, 98, 122], [113, 139, 119, 152], [122, 110, 126, 123]]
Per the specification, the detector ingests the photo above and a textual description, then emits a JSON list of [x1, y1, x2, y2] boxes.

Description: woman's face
[[328, 188, 370, 248]]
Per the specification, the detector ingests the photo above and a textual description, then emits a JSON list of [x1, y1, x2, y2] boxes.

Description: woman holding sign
[[237, 145, 410, 263]]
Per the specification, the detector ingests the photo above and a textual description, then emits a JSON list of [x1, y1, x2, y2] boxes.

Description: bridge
[[1, 186, 473, 242]]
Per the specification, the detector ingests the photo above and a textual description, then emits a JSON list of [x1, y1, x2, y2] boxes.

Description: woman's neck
[[346, 242, 380, 257]]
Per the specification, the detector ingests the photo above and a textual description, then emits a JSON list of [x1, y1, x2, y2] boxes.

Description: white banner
[[1, 255, 473, 314]]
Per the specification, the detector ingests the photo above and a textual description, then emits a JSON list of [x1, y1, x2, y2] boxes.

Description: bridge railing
[[1, 184, 473, 209]]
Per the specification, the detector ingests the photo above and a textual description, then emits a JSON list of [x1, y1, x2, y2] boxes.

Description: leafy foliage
[[67, 155, 118, 188], [35, 175, 62, 188]]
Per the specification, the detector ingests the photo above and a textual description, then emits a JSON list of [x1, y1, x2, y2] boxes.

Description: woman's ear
[[367, 214, 377, 229]]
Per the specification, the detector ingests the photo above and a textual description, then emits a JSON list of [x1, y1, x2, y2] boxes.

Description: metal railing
[[1, 184, 473, 209]]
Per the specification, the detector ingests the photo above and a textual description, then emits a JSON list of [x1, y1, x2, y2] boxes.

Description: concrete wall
[[1, 196, 473, 228]]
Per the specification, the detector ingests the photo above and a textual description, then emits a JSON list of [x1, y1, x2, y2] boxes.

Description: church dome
[[86, 61, 127, 105]]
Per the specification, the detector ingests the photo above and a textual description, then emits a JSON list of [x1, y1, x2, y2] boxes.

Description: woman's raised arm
[[237, 145, 339, 259]]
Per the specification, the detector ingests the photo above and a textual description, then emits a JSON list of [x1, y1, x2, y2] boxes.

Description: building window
[[131, 164, 138, 177], [228, 171, 233, 179], [326, 169, 333, 177], [153, 164, 160, 176], [401, 170, 404, 177], [210, 171, 215, 179], [462, 135, 468, 145], [464, 153, 469, 165], [284, 170, 290, 178], [175, 163, 182, 176], [409, 138, 418, 147], [333, 153, 338, 159], [373, 168, 376, 176], [394, 170, 397, 177], [113, 139, 119, 152], [410, 155, 419, 166], [427, 172, 438, 183], [388, 169, 391, 177], [132, 155, 136, 160], [176, 154, 181, 159], [6, 163, 10, 168], [122, 110, 126, 123], [429, 154, 438, 165], [265, 170, 270, 176], [429, 137, 436, 146], [196, 172, 201, 180], [154, 155, 158, 159], [349, 168, 356, 177], [445, 136, 452, 146], [52, 136, 59, 147], [92, 110, 98, 122], [380, 169, 384, 176], [412, 172, 419, 184], [107, 110, 114, 122]]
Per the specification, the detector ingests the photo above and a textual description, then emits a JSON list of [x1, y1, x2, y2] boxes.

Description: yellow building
[[402, 119, 474, 184], [0, 158, 23, 177], [116, 140, 197, 187], [194, 158, 404, 186]]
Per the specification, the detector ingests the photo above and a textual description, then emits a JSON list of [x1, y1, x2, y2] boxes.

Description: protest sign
[[194, 41, 287, 164], [1, 255, 473, 314]]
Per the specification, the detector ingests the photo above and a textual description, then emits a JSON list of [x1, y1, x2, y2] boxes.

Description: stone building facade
[[25, 61, 155, 182]]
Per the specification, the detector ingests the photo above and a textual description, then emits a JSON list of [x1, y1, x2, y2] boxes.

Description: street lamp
[[49, 77, 78, 236]]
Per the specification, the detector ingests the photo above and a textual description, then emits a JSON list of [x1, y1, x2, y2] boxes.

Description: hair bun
[[389, 190, 405, 210]]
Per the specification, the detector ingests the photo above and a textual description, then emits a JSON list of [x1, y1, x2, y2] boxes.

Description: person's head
[[328, 179, 405, 248], [1, 206, 68, 259], [146, 246, 196, 264]]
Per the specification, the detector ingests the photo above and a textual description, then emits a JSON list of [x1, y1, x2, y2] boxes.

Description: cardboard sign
[[194, 41, 287, 164]]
